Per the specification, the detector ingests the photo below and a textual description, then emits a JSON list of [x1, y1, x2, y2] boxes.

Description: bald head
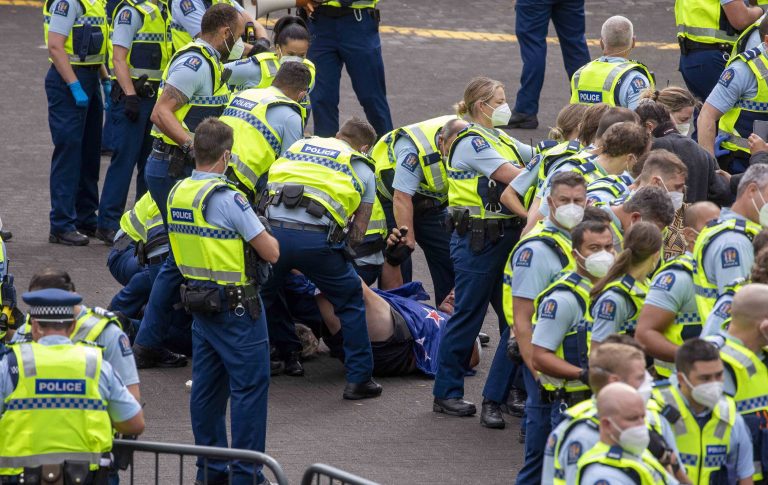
[[601, 16, 634, 54], [731, 284, 768, 330], [440, 118, 470, 158], [597, 382, 641, 419], [683, 201, 721, 232]]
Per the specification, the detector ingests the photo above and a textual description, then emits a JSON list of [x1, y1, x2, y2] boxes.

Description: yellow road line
[[2, 0, 679, 50]]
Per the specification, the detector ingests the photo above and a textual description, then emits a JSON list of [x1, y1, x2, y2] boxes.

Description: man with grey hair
[[693, 164, 768, 321], [569, 15, 654, 109]]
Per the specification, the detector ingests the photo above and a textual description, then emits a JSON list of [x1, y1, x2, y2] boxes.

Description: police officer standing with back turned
[[0, 288, 144, 483], [262, 117, 382, 400], [167, 118, 279, 485], [44, 0, 109, 246]]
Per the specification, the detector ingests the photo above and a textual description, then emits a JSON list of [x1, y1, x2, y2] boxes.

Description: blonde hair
[[641, 86, 700, 113], [455, 77, 504, 118], [588, 343, 645, 393], [549, 104, 589, 141]]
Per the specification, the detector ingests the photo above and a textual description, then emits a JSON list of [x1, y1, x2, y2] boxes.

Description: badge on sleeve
[[629, 76, 647, 94], [714, 300, 732, 319], [117, 8, 132, 24], [718, 68, 735, 88], [400, 153, 419, 173], [525, 154, 542, 171], [566, 441, 583, 465], [179, 0, 195, 15], [586, 194, 600, 206], [652, 272, 676, 291], [544, 434, 557, 456], [53, 0, 70, 16], [597, 299, 617, 320], [183, 56, 202, 71], [471, 136, 490, 153], [514, 247, 533, 267], [721, 247, 740, 268], [119, 334, 133, 357], [234, 193, 251, 212], [540, 299, 558, 319]]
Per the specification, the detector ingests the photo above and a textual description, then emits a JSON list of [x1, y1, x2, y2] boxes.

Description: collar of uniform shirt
[[194, 38, 220, 60], [38, 334, 73, 345], [191, 170, 226, 180], [719, 207, 745, 221]]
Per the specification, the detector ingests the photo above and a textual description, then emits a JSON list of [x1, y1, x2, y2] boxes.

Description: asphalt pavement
[[0, 0, 682, 482]]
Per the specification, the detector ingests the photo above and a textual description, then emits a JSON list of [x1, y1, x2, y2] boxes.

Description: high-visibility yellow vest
[[651, 252, 702, 378], [446, 125, 523, 220], [167, 176, 252, 286], [501, 221, 573, 327], [120, 192, 163, 243], [718, 47, 768, 155], [675, 0, 741, 46], [533, 271, 593, 392], [731, 20, 760, 57], [570, 59, 654, 106], [693, 217, 760, 320], [151, 41, 231, 145], [220, 86, 305, 199], [522, 140, 582, 208], [268, 137, 373, 228], [43, 0, 107, 65], [586, 174, 632, 202], [365, 197, 387, 239], [0, 342, 112, 474], [169, 0, 237, 52], [652, 383, 737, 484], [325, 0, 377, 8], [0, 240, 6, 342], [576, 441, 672, 485], [591, 274, 649, 336], [234, 52, 316, 93], [108, 0, 172, 81], [372, 115, 456, 203]]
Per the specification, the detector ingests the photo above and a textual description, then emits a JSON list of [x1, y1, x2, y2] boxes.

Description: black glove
[[647, 428, 672, 465], [124, 94, 140, 122], [507, 336, 523, 364], [384, 228, 413, 266], [578, 368, 590, 385], [247, 38, 271, 57]]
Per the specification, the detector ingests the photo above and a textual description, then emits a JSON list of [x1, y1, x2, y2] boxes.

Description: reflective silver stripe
[[367, 219, 387, 231], [231, 153, 260, 187], [572, 66, 584, 90], [676, 25, 737, 43], [129, 67, 163, 79], [20, 343, 36, 377], [718, 130, 750, 149], [659, 388, 687, 435], [448, 205, 511, 219], [407, 125, 445, 191], [714, 399, 730, 439], [68, 54, 105, 64], [0, 452, 103, 467], [129, 210, 147, 241], [654, 359, 674, 372], [71, 315, 102, 343], [84, 347, 98, 379], [753, 55, 768, 81], [264, 60, 277, 78], [146, 214, 163, 228], [193, 180, 223, 208], [177, 264, 243, 283], [720, 344, 757, 377], [268, 183, 349, 221], [603, 63, 633, 92]]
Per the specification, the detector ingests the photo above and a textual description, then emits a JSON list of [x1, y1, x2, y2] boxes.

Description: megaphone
[[246, 0, 300, 18]]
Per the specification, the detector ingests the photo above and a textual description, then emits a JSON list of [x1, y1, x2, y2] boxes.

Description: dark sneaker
[[133, 344, 187, 369], [49, 231, 89, 246], [95, 227, 117, 246]]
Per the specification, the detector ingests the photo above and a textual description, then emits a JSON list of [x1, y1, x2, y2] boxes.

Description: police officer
[[698, 34, 768, 172], [94, 0, 173, 243], [170, 0, 267, 53], [262, 117, 382, 399], [220, 61, 310, 202], [692, 164, 768, 322], [301, 0, 393, 139], [484, 172, 585, 439], [598, 185, 676, 253], [44, 0, 109, 246], [576, 383, 676, 484], [432, 77, 526, 417], [371, 115, 463, 304], [0, 289, 144, 481], [544, 343, 685, 485], [570, 16, 653, 110], [652, 338, 755, 484], [166, 118, 278, 484], [636, 201, 721, 378], [589, 222, 662, 347], [707, 284, 768, 483], [676, 0, 762, 102]]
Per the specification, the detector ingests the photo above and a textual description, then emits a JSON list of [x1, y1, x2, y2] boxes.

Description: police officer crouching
[[166, 118, 278, 484], [0, 289, 144, 484]]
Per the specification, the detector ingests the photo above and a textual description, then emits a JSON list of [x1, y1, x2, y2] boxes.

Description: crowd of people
[[6, 0, 768, 482]]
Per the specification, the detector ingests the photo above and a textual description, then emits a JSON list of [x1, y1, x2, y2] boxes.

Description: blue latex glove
[[714, 133, 731, 158], [102, 79, 112, 111], [67, 80, 89, 108]]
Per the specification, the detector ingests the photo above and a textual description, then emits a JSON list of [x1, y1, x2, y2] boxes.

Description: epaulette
[[704, 334, 727, 349], [77, 339, 105, 350], [92, 307, 117, 319], [606, 445, 624, 460], [741, 47, 762, 61], [651, 378, 671, 388], [537, 139, 559, 153]]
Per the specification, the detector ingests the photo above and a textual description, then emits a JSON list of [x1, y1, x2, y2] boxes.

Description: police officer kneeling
[[0, 289, 144, 484], [167, 118, 279, 485]]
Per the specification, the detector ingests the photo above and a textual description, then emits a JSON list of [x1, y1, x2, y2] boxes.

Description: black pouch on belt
[[135, 241, 147, 266], [470, 218, 485, 253], [168, 150, 187, 179], [63, 461, 90, 485], [240, 285, 262, 319], [455, 210, 469, 236], [180, 284, 222, 314], [486, 220, 501, 244], [280, 184, 304, 208]]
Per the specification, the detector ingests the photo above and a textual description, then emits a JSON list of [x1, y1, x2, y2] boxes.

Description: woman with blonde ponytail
[[589, 222, 662, 348]]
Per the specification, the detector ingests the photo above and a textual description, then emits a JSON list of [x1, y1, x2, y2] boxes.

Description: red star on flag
[[425, 309, 444, 327]]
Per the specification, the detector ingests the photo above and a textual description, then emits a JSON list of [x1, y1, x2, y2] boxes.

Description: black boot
[[283, 351, 304, 377], [480, 400, 506, 429], [433, 397, 476, 416]]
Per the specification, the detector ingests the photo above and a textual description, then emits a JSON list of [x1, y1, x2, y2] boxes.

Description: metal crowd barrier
[[112, 439, 289, 485], [300, 464, 379, 485]]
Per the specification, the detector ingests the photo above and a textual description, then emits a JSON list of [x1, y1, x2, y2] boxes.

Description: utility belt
[[448, 209, 522, 252], [539, 387, 592, 407], [2, 461, 110, 485], [179, 283, 262, 319], [413, 195, 447, 217], [262, 184, 349, 244], [110, 74, 159, 103], [136, 234, 170, 266], [313, 5, 380, 20], [352, 236, 387, 259], [151, 138, 194, 178], [678, 37, 731, 55]]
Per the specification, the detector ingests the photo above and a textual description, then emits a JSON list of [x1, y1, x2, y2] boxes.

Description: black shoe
[[507, 388, 526, 418], [501, 111, 539, 130], [270, 359, 285, 376], [133, 344, 188, 369], [95, 227, 116, 246], [480, 400, 506, 429], [76, 226, 97, 237], [283, 351, 305, 376], [0, 230, 12, 241], [433, 397, 477, 416], [478, 332, 490, 346], [343, 379, 383, 400], [49, 231, 89, 246]]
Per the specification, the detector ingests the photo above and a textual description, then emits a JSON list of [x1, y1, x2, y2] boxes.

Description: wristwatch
[[180, 140, 193, 155]]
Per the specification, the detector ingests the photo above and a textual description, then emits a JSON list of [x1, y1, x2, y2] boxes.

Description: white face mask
[[681, 373, 724, 409], [553, 202, 585, 230], [224, 31, 245, 61], [636, 371, 654, 404], [752, 190, 768, 227], [578, 250, 615, 278], [484, 102, 512, 127], [660, 180, 684, 211], [280, 55, 304, 65], [608, 418, 650, 456], [675, 122, 691, 136]]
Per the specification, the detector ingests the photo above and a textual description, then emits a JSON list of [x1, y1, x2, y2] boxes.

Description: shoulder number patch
[[721, 247, 741, 269], [718, 68, 735, 88], [400, 153, 419, 173], [540, 299, 558, 319], [514, 247, 533, 267], [471, 136, 490, 153]]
